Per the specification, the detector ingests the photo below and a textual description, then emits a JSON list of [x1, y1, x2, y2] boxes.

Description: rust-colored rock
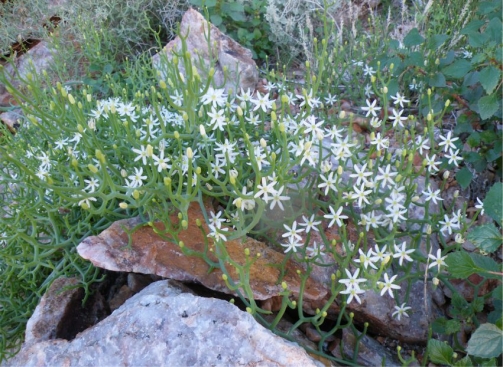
[[77, 201, 327, 303]]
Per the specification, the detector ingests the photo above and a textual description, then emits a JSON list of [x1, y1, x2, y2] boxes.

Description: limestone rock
[[24, 277, 108, 345], [0, 109, 23, 132], [339, 280, 442, 344], [152, 8, 258, 94], [5, 280, 322, 367], [329, 328, 400, 367], [0, 41, 54, 107]]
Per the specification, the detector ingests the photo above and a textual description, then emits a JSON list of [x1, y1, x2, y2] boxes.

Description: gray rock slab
[[5, 280, 322, 367]]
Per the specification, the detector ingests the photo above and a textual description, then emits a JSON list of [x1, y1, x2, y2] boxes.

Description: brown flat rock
[[77, 201, 327, 303]]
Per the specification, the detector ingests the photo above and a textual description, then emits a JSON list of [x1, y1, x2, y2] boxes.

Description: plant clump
[[0, 0, 501, 365]]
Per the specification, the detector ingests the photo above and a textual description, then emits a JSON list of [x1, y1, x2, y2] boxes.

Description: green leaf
[[405, 51, 424, 67], [427, 339, 453, 365], [478, 93, 500, 120], [210, 14, 222, 26], [445, 251, 501, 279], [479, 66, 501, 95], [445, 251, 478, 279], [466, 323, 503, 358], [471, 53, 486, 64], [456, 167, 473, 189], [221, 2, 244, 12], [486, 148, 502, 162], [427, 34, 449, 50], [477, 0, 501, 15], [432, 317, 462, 335], [403, 28, 425, 47], [487, 17, 502, 43], [472, 253, 502, 279], [461, 20, 485, 34], [443, 59, 472, 78], [480, 130, 497, 143], [467, 132, 481, 147], [467, 224, 503, 252], [469, 32, 490, 47], [429, 72, 446, 87], [493, 285, 503, 301], [463, 71, 480, 87], [480, 358, 497, 367], [484, 182, 502, 225], [237, 28, 248, 40], [227, 11, 246, 22], [464, 151, 488, 172], [472, 297, 485, 314], [454, 356, 473, 367]]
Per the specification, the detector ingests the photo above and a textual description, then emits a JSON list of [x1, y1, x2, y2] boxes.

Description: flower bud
[[119, 202, 128, 209], [199, 124, 207, 137], [443, 171, 450, 180], [339, 110, 346, 119], [455, 233, 465, 244], [68, 94, 75, 105], [432, 277, 439, 286], [282, 281, 288, 290], [383, 255, 391, 265], [164, 177, 171, 186], [244, 248, 250, 256], [179, 241, 184, 248], [133, 190, 140, 200], [445, 99, 450, 107], [181, 220, 188, 229], [260, 138, 267, 148], [426, 225, 432, 234], [411, 196, 420, 202], [95, 149, 105, 163], [174, 131, 180, 139], [229, 169, 238, 179], [337, 165, 343, 175], [383, 86, 388, 94], [186, 147, 193, 159], [234, 197, 243, 209], [88, 164, 98, 173]]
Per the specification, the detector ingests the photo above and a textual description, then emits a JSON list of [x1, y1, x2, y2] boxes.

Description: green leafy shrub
[[370, 0, 502, 185]]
